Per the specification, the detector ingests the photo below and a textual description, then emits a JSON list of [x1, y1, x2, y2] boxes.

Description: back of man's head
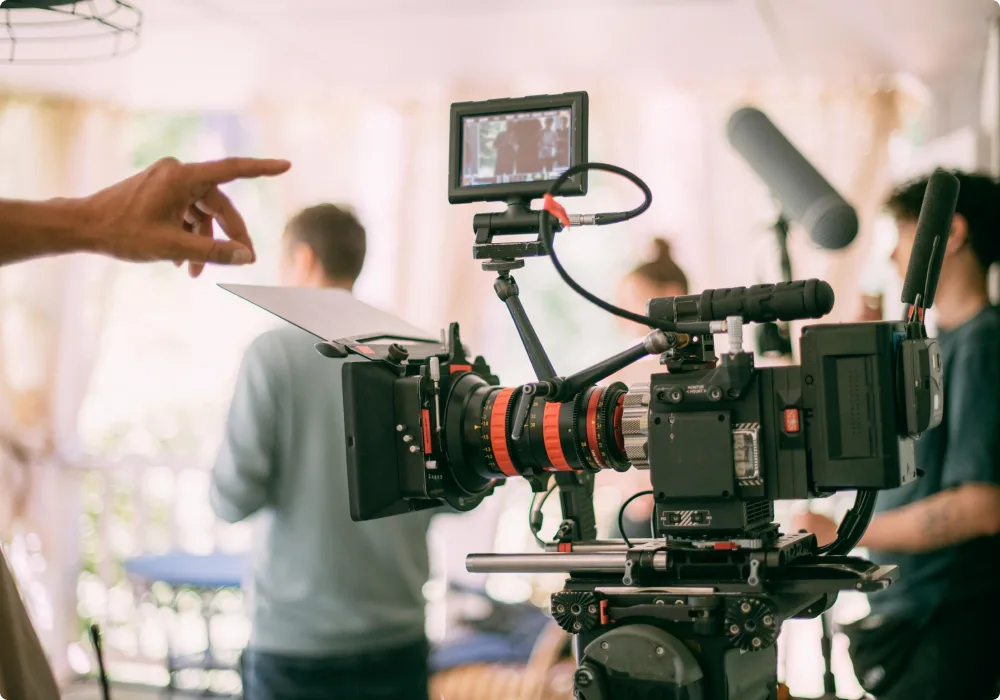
[[282, 204, 366, 289]]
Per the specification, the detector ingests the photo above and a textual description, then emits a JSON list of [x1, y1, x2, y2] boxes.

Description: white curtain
[[256, 80, 905, 337], [0, 94, 130, 683], [253, 89, 497, 342]]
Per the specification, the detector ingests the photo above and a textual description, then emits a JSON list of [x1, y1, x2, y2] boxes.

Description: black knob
[[574, 668, 594, 688], [725, 597, 778, 651], [387, 343, 409, 363], [552, 591, 599, 633]]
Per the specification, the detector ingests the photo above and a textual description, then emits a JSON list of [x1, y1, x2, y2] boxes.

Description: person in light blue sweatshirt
[[211, 203, 434, 700]]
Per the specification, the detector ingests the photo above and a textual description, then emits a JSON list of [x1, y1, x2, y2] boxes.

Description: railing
[[73, 456, 249, 697]]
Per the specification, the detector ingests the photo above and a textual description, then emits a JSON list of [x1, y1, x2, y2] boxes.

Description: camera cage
[[448, 91, 589, 205]]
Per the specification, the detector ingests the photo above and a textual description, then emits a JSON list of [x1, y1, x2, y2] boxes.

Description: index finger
[[185, 157, 291, 187], [196, 185, 254, 257]]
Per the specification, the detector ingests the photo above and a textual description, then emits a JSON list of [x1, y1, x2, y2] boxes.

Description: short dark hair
[[630, 238, 689, 293], [284, 204, 367, 283], [886, 171, 1000, 269]]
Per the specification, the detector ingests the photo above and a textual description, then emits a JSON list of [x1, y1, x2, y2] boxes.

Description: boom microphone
[[727, 107, 859, 250], [900, 169, 960, 308], [647, 279, 835, 325]]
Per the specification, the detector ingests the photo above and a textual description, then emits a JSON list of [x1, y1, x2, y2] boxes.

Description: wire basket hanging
[[1, 0, 142, 64]]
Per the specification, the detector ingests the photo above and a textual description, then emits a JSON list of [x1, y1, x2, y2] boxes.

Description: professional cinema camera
[[225, 92, 958, 700]]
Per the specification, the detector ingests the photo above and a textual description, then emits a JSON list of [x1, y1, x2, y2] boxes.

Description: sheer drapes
[[252, 90, 497, 342], [255, 81, 905, 344], [0, 94, 130, 682]]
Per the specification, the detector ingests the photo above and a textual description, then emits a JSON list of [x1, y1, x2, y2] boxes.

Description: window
[[79, 113, 284, 462], [73, 112, 283, 690]]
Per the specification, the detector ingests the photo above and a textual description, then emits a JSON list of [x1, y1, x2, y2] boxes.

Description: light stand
[[755, 214, 794, 358]]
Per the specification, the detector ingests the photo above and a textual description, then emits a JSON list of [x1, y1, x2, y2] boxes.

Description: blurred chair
[[124, 552, 248, 697], [430, 621, 573, 700], [429, 583, 575, 700]]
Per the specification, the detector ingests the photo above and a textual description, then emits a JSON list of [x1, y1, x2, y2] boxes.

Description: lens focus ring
[[621, 382, 651, 469]]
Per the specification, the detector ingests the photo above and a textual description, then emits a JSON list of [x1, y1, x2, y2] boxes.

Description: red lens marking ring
[[542, 401, 573, 471], [489, 388, 518, 477]]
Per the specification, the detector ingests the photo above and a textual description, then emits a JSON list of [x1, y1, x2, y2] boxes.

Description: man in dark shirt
[[794, 171, 1000, 700]]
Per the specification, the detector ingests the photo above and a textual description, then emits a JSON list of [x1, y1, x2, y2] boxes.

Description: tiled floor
[[62, 682, 237, 700], [63, 684, 160, 700]]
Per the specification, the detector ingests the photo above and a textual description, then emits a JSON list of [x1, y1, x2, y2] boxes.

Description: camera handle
[[492, 264, 676, 438], [508, 330, 681, 442], [493, 270, 558, 381], [553, 471, 599, 542]]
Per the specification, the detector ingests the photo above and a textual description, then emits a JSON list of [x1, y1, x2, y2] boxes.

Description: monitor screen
[[460, 108, 573, 187]]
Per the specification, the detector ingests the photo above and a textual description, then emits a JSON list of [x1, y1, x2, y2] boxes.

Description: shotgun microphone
[[900, 169, 960, 309], [727, 107, 859, 250]]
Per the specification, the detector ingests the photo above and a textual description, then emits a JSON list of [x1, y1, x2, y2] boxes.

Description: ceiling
[[0, 0, 995, 108]]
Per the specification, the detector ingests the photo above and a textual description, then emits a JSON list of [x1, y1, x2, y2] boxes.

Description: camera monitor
[[448, 91, 589, 204]]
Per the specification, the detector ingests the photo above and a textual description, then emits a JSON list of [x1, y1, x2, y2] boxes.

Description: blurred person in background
[[607, 239, 689, 540], [511, 118, 543, 175], [210, 204, 434, 700], [793, 171, 1000, 700], [538, 117, 558, 173], [494, 127, 516, 177], [554, 114, 571, 170], [0, 155, 289, 700]]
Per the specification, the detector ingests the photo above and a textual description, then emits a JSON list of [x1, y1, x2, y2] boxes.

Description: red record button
[[783, 408, 801, 434]]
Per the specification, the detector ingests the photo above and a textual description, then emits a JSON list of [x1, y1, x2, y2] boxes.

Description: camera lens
[[444, 378, 629, 486]]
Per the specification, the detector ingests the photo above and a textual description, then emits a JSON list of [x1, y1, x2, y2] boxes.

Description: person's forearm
[[0, 197, 99, 265], [860, 483, 1000, 553]]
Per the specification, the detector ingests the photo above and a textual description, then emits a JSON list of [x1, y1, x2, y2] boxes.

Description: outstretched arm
[[0, 156, 289, 275], [858, 483, 1000, 552], [794, 336, 1000, 554]]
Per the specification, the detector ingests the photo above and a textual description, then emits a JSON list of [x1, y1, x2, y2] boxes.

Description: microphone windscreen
[[900, 169, 960, 306], [727, 107, 859, 250]]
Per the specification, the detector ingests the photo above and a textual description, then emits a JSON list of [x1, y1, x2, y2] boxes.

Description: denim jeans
[[241, 638, 430, 700]]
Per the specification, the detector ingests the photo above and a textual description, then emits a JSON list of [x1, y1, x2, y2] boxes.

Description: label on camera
[[733, 423, 761, 484], [661, 510, 712, 527]]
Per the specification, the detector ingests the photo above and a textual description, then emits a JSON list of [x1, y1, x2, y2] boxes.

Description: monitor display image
[[460, 108, 573, 187]]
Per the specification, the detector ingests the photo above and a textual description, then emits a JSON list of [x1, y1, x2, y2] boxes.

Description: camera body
[[339, 313, 942, 540], [642, 321, 939, 539]]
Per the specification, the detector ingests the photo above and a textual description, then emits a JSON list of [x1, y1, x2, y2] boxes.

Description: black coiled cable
[[538, 163, 669, 330]]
